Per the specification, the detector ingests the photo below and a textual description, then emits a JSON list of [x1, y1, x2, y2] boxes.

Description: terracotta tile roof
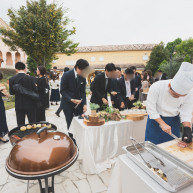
[[76, 44, 156, 52], [56, 63, 145, 70]]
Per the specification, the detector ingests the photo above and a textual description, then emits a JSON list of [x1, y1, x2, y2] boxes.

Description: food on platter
[[133, 101, 145, 109], [31, 124, 37, 129], [26, 125, 32, 130], [97, 107, 121, 121], [47, 124, 52, 129], [120, 109, 147, 116], [150, 167, 168, 182], [20, 126, 27, 131], [42, 124, 47, 127], [37, 124, 42, 128], [177, 141, 191, 148]]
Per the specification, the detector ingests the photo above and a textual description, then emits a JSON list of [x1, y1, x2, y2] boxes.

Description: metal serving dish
[[123, 141, 193, 192]]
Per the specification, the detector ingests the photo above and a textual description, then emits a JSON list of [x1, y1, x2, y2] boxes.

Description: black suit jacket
[[110, 78, 122, 106], [9, 73, 37, 110], [118, 77, 135, 104], [60, 69, 86, 109], [161, 74, 167, 80], [90, 72, 111, 106]]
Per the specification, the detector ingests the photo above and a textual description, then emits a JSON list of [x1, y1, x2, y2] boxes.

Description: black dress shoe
[[55, 112, 60, 117], [0, 138, 9, 143]]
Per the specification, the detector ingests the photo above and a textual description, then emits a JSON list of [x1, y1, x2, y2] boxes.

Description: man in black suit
[[157, 70, 167, 80], [130, 66, 141, 101], [90, 63, 116, 109], [118, 68, 135, 109], [60, 59, 89, 132], [111, 67, 123, 109], [9, 62, 37, 126]]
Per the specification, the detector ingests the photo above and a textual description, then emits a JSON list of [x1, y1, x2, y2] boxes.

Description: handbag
[[13, 75, 40, 101]]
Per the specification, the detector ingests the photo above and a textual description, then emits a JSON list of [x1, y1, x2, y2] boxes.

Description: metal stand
[[38, 176, 55, 193]]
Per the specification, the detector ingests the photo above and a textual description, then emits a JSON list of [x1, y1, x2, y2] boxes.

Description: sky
[[1, 0, 193, 46]]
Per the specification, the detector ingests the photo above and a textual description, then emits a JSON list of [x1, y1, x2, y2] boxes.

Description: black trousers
[[56, 104, 63, 114], [36, 106, 46, 122], [16, 108, 36, 126], [63, 105, 83, 129]]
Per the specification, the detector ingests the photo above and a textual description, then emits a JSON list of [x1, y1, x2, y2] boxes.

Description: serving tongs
[[130, 137, 165, 167]]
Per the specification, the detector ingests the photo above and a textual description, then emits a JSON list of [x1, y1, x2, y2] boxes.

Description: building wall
[[54, 50, 151, 68], [0, 18, 27, 68]]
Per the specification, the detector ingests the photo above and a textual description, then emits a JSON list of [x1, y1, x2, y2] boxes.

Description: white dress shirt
[[74, 68, 78, 79], [146, 80, 193, 123], [125, 80, 131, 97]]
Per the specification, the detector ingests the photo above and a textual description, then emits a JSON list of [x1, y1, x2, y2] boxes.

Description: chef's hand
[[102, 98, 108, 105], [71, 99, 81, 104], [182, 127, 192, 143], [160, 123, 172, 135], [83, 105, 87, 113]]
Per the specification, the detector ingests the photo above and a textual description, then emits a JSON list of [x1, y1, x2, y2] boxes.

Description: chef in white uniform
[[145, 62, 193, 144]]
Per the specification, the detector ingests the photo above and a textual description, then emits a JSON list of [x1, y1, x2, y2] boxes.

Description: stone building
[[53, 44, 156, 72], [0, 18, 27, 68]]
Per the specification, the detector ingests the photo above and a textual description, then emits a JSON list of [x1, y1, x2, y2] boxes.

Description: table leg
[[45, 177, 49, 193], [27, 180, 30, 193]]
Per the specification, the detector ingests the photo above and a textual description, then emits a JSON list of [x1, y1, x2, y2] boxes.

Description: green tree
[[27, 56, 37, 75], [159, 55, 184, 78], [0, 0, 78, 67], [176, 38, 193, 63], [145, 42, 169, 75], [165, 38, 182, 57]]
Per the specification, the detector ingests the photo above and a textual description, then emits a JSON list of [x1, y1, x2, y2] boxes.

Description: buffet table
[[69, 116, 147, 174], [108, 154, 193, 193]]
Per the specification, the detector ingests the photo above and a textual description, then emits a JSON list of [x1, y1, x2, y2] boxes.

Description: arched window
[[6, 52, 13, 66], [15, 52, 21, 63]]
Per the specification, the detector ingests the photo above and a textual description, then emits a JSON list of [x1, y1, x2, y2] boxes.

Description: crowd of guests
[[0, 59, 167, 143]]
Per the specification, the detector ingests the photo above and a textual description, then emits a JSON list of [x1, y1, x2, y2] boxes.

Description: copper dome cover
[[6, 130, 78, 175]]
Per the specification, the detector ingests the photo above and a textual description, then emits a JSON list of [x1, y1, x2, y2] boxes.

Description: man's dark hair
[[37, 66, 46, 75], [130, 66, 136, 71], [0, 72, 3, 80], [53, 66, 57, 70], [15, 62, 26, 70], [158, 70, 163, 73], [116, 67, 121, 71], [75, 59, 89, 70], [105, 63, 116, 72], [64, 67, 70, 72], [125, 68, 134, 75], [94, 70, 101, 76]]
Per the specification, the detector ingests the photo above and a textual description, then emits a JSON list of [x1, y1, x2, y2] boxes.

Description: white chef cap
[[171, 62, 193, 95]]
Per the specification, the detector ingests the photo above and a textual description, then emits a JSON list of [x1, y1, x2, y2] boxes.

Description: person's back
[[10, 73, 37, 110], [9, 62, 37, 126]]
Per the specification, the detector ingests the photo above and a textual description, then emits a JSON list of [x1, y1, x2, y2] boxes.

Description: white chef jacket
[[125, 80, 131, 97], [146, 80, 193, 123]]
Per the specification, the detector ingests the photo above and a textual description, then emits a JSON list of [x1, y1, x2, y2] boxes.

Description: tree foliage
[[145, 42, 169, 75], [159, 55, 184, 78], [0, 0, 79, 66], [176, 38, 193, 62], [165, 38, 182, 57]]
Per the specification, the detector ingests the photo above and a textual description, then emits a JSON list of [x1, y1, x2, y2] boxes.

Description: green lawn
[[4, 100, 15, 110]]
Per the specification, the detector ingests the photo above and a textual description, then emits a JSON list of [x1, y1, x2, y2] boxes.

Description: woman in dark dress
[[0, 72, 9, 143], [36, 66, 47, 122]]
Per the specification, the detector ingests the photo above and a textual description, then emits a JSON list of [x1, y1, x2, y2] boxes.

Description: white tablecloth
[[108, 154, 193, 193], [69, 117, 147, 174]]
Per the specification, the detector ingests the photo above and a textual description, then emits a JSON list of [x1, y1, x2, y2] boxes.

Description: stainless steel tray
[[123, 141, 193, 192]]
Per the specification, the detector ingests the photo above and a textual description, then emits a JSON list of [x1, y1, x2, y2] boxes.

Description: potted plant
[[89, 103, 100, 116]]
